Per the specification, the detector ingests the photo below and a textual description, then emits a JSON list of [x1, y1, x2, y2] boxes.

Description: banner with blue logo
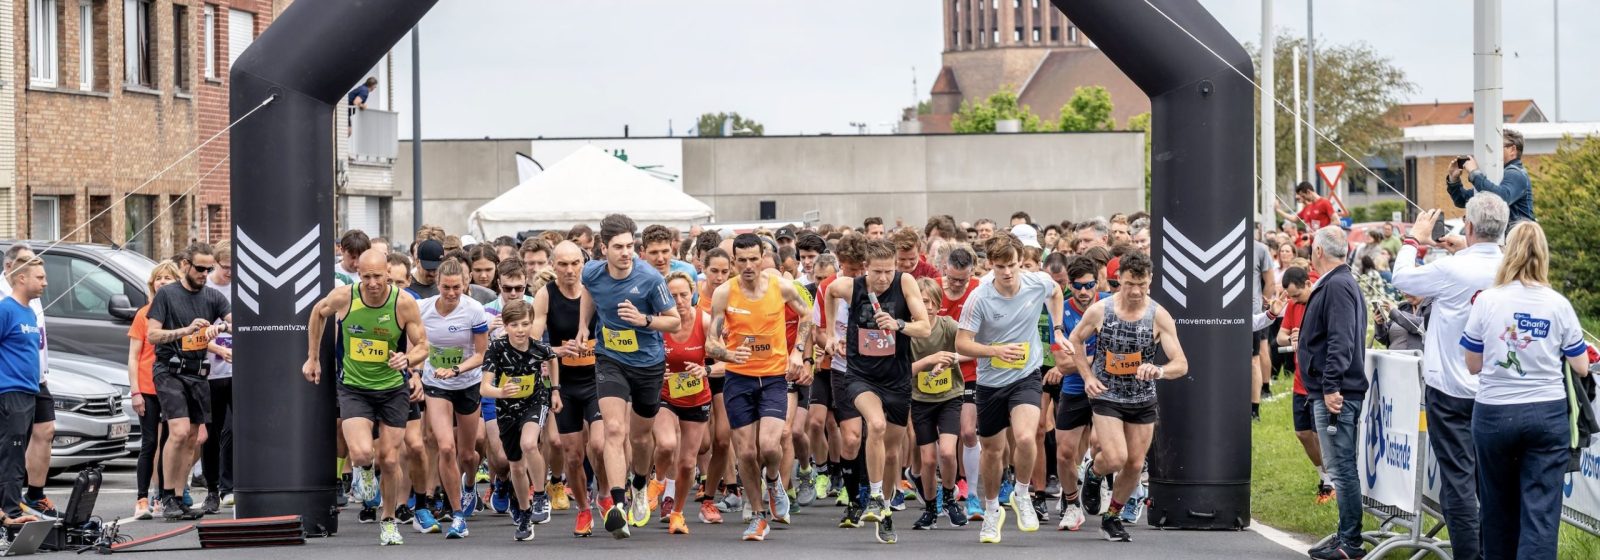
[[1564, 393, 1600, 528], [1358, 350, 1425, 514]]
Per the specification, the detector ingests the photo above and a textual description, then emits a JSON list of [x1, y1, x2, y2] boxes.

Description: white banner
[[1359, 350, 1426, 514], [1564, 392, 1600, 524]]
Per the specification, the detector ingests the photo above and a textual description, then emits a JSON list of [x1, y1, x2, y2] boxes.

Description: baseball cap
[[1011, 224, 1040, 249], [776, 225, 797, 241], [416, 239, 445, 270]]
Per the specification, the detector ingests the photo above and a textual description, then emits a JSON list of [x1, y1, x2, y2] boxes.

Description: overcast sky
[[384, 0, 1595, 139]]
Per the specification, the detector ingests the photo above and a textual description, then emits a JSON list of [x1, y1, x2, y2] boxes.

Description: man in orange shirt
[[707, 234, 814, 541]]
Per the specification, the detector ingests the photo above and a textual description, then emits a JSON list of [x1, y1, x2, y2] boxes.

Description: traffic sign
[[1316, 162, 1345, 192]]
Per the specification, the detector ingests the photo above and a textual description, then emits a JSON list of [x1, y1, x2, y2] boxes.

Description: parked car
[[0, 241, 158, 361], [46, 368, 132, 477], [51, 352, 140, 455]]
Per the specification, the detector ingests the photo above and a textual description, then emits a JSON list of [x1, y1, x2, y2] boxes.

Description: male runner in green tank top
[[303, 249, 429, 546]]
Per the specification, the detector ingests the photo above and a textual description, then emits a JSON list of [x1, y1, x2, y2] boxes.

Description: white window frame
[[203, 4, 215, 79], [123, 0, 151, 87], [78, 1, 93, 90], [31, 197, 60, 240], [30, 0, 59, 88]]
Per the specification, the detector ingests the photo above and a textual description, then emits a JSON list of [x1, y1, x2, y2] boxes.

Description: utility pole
[[1305, 0, 1316, 192], [1293, 45, 1303, 185], [411, 26, 423, 232], [1474, 0, 1504, 182], [1553, 0, 1561, 122], [1259, 0, 1275, 226]]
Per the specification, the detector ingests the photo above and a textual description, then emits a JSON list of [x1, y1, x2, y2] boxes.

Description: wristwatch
[[895, 319, 907, 331], [645, 314, 654, 328]]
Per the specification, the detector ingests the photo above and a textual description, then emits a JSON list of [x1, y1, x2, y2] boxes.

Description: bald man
[[303, 249, 429, 546], [532, 241, 608, 535]]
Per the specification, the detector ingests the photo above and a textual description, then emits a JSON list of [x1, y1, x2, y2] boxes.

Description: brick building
[[920, 0, 1149, 133], [7, 0, 397, 257]]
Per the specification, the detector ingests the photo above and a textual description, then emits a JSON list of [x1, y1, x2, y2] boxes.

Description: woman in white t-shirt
[[1461, 221, 1591, 560]]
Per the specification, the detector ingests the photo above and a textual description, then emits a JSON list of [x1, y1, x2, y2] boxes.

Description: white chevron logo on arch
[[234, 225, 323, 315], [1160, 218, 1249, 309]]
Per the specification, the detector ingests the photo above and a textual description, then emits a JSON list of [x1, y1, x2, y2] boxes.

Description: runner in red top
[[934, 244, 983, 519], [652, 271, 717, 534], [1277, 182, 1343, 231], [1272, 265, 1333, 503]]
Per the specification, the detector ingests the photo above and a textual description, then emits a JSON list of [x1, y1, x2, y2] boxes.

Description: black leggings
[[201, 378, 233, 494], [136, 395, 164, 500]]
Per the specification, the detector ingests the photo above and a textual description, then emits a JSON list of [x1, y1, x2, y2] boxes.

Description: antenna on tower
[[911, 66, 918, 110]]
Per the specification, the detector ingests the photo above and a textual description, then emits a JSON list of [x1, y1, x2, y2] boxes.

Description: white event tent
[[469, 145, 713, 238]]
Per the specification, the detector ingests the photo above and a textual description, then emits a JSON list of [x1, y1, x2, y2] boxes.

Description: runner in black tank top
[[534, 240, 606, 537]]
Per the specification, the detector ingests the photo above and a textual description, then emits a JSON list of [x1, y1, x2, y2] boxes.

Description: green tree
[[951, 87, 1044, 133], [1127, 112, 1152, 208], [696, 112, 765, 137], [1057, 86, 1116, 132], [1250, 33, 1414, 196], [1536, 135, 1600, 318]]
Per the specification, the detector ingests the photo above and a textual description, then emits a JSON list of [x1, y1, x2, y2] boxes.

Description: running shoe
[[1058, 503, 1086, 531], [1082, 464, 1104, 516], [834, 487, 849, 506], [699, 500, 723, 524], [889, 489, 908, 511], [491, 480, 511, 514], [978, 504, 1005, 544], [182, 489, 194, 508], [1121, 485, 1147, 524], [1309, 542, 1368, 559], [998, 476, 1014, 505], [659, 496, 676, 523], [520, 493, 545, 524], [352, 465, 379, 503], [668, 511, 689, 534], [358, 506, 378, 524], [160, 495, 185, 521], [202, 493, 221, 515], [1100, 515, 1130, 542], [599, 496, 613, 514], [514, 512, 535, 541], [573, 508, 593, 537], [769, 482, 792, 524], [839, 504, 864, 528], [604, 504, 631, 539], [379, 519, 404, 546], [629, 487, 650, 527], [966, 495, 984, 521], [647, 479, 666, 511], [814, 473, 832, 501], [459, 481, 480, 518], [1034, 492, 1051, 523], [912, 507, 939, 530], [899, 478, 919, 501], [395, 503, 415, 524], [955, 479, 969, 501], [221, 494, 235, 507], [796, 470, 817, 506], [512, 506, 526, 526], [475, 464, 490, 484], [134, 498, 152, 521], [1010, 491, 1039, 532], [1045, 474, 1062, 497], [445, 516, 469, 539], [549, 482, 571, 510], [717, 491, 744, 513], [875, 515, 897, 544], [944, 494, 968, 527], [741, 515, 770, 541], [861, 494, 889, 523], [412, 507, 440, 533]]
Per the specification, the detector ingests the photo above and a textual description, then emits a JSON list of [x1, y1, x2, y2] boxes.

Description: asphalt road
[[40, 461, 1307, 559]]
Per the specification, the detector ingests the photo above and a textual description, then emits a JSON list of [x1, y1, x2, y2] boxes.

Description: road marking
[[1250, 518, 1316, 553]]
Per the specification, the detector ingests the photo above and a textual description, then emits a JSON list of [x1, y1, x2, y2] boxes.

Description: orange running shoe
[[699, 500, 723, 524], [668, 511, 689, 534], [647, 479, 666, 512], [741, 516, 769, 541], [574, 508, 594, 537]]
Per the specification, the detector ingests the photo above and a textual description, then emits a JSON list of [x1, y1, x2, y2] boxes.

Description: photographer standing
[[1448, 128, 1534, 225]]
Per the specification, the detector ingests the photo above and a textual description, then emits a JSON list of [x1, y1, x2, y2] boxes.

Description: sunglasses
[[1070, 281, 1097, 291], [192, 265, 215, 274], [1108, 280, 1121, 289], [500, 284, 527, 293]]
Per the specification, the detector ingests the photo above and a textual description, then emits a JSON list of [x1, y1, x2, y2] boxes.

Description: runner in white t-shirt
[[419, 259, 490, 539]]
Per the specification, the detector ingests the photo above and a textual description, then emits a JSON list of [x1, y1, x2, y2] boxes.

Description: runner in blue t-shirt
[[1044, 255, 1106, 531], [581, 214, 682, 539], [0, 259, 44, 524]]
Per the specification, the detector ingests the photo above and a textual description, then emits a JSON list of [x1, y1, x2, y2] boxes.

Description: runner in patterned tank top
[[1065, 251, 1188, 543], [531, 240, 603, 537], [303, 249, 429, 546]]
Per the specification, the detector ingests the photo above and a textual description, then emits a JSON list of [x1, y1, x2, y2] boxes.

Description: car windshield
[[105, 249, 157, 279]]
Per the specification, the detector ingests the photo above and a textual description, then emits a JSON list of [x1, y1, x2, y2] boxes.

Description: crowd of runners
[[71, 209, 1189, 546]]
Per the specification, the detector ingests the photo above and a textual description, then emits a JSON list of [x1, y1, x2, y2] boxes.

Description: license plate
[[109, 422, 130, 439]]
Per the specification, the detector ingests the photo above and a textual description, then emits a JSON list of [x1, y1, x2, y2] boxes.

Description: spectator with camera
[[1448, 128, 1534, 225]]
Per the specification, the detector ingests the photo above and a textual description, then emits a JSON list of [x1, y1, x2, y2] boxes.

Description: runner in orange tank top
[[651, 271, 719, 534]]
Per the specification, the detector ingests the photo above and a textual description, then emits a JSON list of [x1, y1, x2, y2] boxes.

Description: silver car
[[50, 352, 141, 455], [45, 367, 132, 477]]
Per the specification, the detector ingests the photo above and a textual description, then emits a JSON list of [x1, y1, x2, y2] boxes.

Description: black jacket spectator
[[1298, 263, 1368, 399]]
